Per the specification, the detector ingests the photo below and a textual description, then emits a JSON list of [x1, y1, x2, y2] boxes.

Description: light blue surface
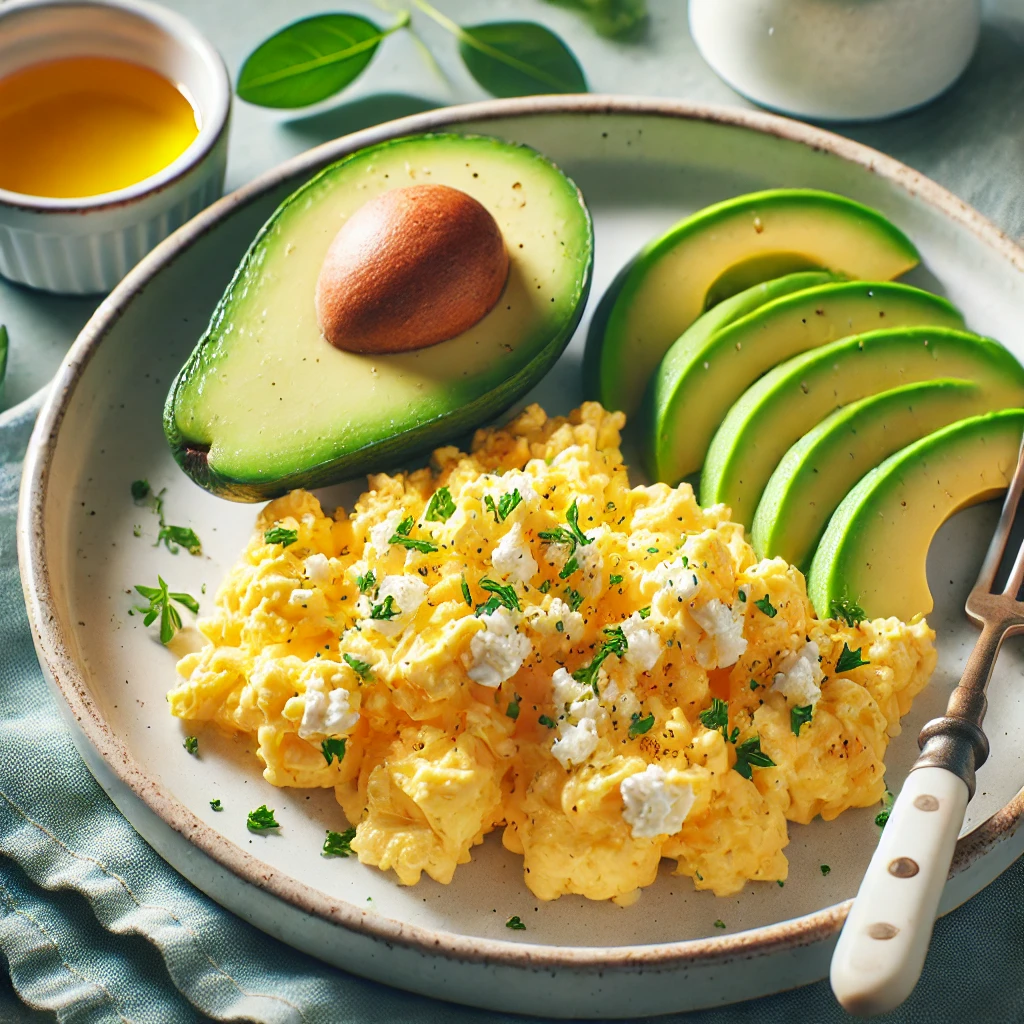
[[4, 1, 1024, 1020]]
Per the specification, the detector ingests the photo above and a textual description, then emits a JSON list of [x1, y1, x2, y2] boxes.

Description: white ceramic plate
[[18, 97, 1024, 1018]]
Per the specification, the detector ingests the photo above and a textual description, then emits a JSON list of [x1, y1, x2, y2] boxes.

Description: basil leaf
[[459, 21, 587, 96], [543, 0, 647, 39], [237, 13, 407, 108]]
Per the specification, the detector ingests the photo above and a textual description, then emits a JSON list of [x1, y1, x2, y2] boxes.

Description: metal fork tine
[[975, 433, 1024, 594]]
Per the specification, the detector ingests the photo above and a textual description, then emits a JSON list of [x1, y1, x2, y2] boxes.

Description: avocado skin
[[164, 133, 594, 502]]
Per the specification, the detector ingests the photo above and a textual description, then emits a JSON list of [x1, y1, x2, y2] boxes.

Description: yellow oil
[[0, 56, 200, 198]]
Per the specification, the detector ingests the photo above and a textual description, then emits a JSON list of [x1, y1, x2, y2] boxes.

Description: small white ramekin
[[0, 0, 230, 295]]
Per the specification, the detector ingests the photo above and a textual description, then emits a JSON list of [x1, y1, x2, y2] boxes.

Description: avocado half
[[164, 133, 594, 501]]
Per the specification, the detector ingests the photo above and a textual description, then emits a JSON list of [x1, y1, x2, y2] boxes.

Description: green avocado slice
[[164, 133, 593, 501], [808, 409, 1024, 620], [646, 281, 964, 484], [752, 378, 1024, 571], [701, 327, 1024, 529], [582, 189, 920, 418]]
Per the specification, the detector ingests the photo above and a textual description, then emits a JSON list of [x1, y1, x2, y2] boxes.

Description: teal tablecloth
[[4, 1, 1024, 1020]]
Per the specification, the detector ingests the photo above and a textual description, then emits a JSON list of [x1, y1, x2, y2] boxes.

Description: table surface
[[4, 0, 1024, 1020]]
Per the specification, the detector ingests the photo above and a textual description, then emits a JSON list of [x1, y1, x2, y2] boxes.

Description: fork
[[830, 434, 1024, 1016]]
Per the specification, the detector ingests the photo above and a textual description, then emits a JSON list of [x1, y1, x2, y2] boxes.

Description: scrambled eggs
[[170, 403, 936, 901]]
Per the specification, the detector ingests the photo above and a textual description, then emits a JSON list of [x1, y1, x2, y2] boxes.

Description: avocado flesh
[[582, 189, 920, 418], [808, 409, 1024, 620], [752, 378, 1021, 570], [164, 134, 593, 501], [647, 281, 964, 484], [701, 327, 1024, 528]]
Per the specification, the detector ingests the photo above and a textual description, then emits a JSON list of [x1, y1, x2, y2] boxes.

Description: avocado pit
[[315, 183, 509, 354]]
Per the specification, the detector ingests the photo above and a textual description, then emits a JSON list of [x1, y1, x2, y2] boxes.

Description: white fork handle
[[830, 766, 969, 1017]]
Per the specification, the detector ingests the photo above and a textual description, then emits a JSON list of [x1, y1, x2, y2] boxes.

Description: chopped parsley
[[538, 714, 556, 729], [183, 735, 198, 755], [713, 919, 726, 929], [820, 864, 831, 876], [157, 524, 202, 556], [476, 578, 520, 615], [265, 526, 299, 547], [732, 735, 776, 779], [791, 704, 814, 737], [754, 595, 777, 618], [573, 625, 628, 694], [749, 679, 759, 691], [461, 574, 473, 606], [558, 554, 579, 579], [609, 574, 624, 586], [829, 597, 865, 627], [563, 587, 584, 611], [505, 915, 526, 930], [698, 698, 737, 742], [646, 546, 659, 554], [247, 805, 280, 832], [777, 880, 785, 888], [737, 589, 746, 603], [369, 595, 400, 620], [321, 738, 347, 765], [484, 489, 523, 524], [323, 826, 356, 857], [538, 580, 551, 594], [637, 606, 651, 619], [134, 577, 199, 644], [628, 712, 655, 738], [424, 486, 456, 522], [389, 516, 438, 554], [539, 499, 591, 554], [836, 643, 870, 673], [506, 694, 521, 720], [343, 653, 373, 680], [130, 479, 150, 501], [356, 569, 376, 594], [876, 789, 894, 829], [209, 799, 222, 811]]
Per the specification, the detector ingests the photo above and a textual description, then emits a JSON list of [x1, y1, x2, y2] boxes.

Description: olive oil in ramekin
[[0, 55, 200, 199]]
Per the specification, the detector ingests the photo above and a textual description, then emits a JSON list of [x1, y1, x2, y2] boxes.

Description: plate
[[18, 96, 1024, 1018]]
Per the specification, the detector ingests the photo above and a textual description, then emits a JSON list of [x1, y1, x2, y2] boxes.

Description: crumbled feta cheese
[[621, 612, 662, 672], [304, 553, 331, 584], [491, 522, 538, 584], [464, 606, 532, 687], [551, 666, 585, 708], [620, 764, 695, 839], [772, 641, 823, 706], [368, 509, 405, 557], [524, 598, 585, 642], [692, 599, 747, 668], [363, 574, 428, 636], [298, 687, 359, 739], [289, 588, 315, 606], [643, 557, 701, 617], [551, 718, 599, 769]]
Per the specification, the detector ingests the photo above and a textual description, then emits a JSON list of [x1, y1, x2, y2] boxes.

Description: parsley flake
[[646, 546, 659, 554], [698, 697, 728, 736], [370, 595, 400, 620], [356, 569, 376, 594], [749, 679, 759, 691], [628, 712, 655, 738], [461, 574, 473, 606], [609, 574, 624, 586], [507, 695, 521, 720], [265, 526, 298, 547], [563, 587, 583, 611], [876, 788, 894, 829], [323, 826, 356, 857], [476, 578, 520, 614], [538, 714, 556, 729], [130, 479, 150, 501], [573, 625, 629, 695], [732, 735, 776, 779], [506, 915, 526, 930], [829, 597, 865, 627], [424, 487, 456, 522], [389, 516, 438, 553], [321, 738, 347, 766], [738, 589, 747, 603], [558, 554, 579, 579], [754, 595, 777, 618], [183, 736, 198, 755], [247, 805, 280, 832], [820, 864, 831, 876], [637, 606, 651, 619], [157, 524, 202, 556], [836, 643, 869, 673], [791, 704, 814, 737], [343, 653, 373, 680], [209, 798, 222, 811], [134, 577, 199, 645], [485, 489, 524, 524], [713, 919, 726, 929], [539, 580, 551, 594]]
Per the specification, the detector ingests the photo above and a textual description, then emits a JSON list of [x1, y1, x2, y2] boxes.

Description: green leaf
[[875, 788, 894, 829], [506, 695, 521, 720], [424, 486, 456, 522], [265, 526, 299, 547], [829, 597, 865, 627], [247, 804, 280, 832], [323, 826, 357, 856], [237, 12, 408, 109], [836, 643, 870, 674], [343, 653, 373, 681], [543, 0, 647, 39], [563, 587, 583, 612], [169, 592, 200, 615], [628, 712, 654, 738], [558, 555, 579, 579], [209, 798, 223, 811], [754, 595, 777, 618], [820, 864, 831, 876], [478, 578, 520, 613], [538, 714, 556, 729], [321, 737, 347, 765], [158, 525, 202, 555], [183, 736, 198, 755], [369, 595, 400, 620], [460, 574, 473, 607], [356, 569, 376, 594], [732, 735, 776, 780], [609, 574, 623, 586], [505, 915, 527, 930], [791, 704, 814, 737], [130, 479, 150, 501], [698, 697, 729, 739]]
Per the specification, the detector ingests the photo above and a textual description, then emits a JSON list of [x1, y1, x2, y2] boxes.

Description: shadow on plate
[[282, 93, 440, 146]]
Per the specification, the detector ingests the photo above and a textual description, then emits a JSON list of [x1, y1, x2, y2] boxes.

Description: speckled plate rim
[[17, 94, 1024, 973]]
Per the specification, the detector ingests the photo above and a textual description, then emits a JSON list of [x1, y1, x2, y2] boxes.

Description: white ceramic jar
[[0, 0, 230, 295], [689, 0, 981, 122]]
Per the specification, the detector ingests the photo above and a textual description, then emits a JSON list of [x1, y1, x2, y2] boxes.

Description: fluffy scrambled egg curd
[[170, 403, 936, 902]]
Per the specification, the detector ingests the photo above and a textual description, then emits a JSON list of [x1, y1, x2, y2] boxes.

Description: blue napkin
[[3, 385, 1024, 1024]]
